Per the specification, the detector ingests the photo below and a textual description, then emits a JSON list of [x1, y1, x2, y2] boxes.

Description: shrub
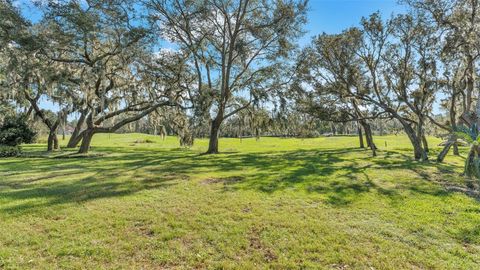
[[0, 115, 36, 146], [455, 124, 480, 180], [0, 145, 21, 157]]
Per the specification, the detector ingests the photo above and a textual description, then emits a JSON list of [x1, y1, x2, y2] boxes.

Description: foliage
[[148, 0, 308, 153], [299, 12, 438, 161], [0, 145, 21, 157], [454, 124, 480, 179], [454, 124, 480, 145], [0, 115, 36, 146]]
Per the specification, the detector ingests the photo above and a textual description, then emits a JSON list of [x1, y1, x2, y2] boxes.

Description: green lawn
[[0, 134, 479, 269]]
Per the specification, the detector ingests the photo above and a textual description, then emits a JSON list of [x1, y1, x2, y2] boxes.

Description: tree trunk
[[78, 129, 95, 154], [464, 145, 479, 178], [206, 119, 221, 154], [453, 143, 459, 155], [422, 135, 429, 153], [358, 123, 365, 148], [47, 132, 55, 152], [67, 134, 83, 149], [53, 134, 59, 150], [47, 130, 60, 151], [67, 111, 87, 148], [437, 141, 453, 162], [403, 123, 427, 161], [360, 121, 376, 157]]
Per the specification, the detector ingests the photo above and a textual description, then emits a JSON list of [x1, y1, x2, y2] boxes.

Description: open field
[[0, 134, 479, 269]]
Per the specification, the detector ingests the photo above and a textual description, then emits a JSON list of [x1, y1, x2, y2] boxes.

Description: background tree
[[297, 40, 380, 156], [37, 0, 184, 153], [149, 0, 307, 153], [404, 0, 480, 161]]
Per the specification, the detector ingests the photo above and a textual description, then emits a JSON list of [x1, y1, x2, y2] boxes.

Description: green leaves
[[454, 124, 479, 145], [0, 115, 36, 146]]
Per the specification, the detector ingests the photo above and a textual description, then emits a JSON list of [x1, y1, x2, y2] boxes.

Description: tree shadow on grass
[[0, 151, 188, 215], [0, 174, 175, 215], [181, 147, 465, 206], [0, 146, 469, 214]]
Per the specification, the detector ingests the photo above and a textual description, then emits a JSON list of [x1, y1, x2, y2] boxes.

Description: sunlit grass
[[0, 134, 479, 269]]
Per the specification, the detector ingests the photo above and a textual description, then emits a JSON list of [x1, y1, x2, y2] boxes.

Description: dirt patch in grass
[[248, 227, 277, 262], [133, 221, 155, 237], [132, 139, 156, 144]]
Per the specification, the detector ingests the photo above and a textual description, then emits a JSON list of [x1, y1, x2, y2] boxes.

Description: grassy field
[[0, 134, 479, 269]]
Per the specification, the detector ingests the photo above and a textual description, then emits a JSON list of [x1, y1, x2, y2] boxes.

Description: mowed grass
[[0, 134, 480, 269]]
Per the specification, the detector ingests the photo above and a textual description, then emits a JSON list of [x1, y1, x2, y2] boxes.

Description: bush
[[0, 145, 21, 157], [0, 115, 36, 146]]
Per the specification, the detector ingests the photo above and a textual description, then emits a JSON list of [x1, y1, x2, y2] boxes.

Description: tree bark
[[67, 110, 87, 148], [358, 123, 365, 148], [47, 132, 55, 152], [403, 122, 427, 161], [47, 128, 60, 152], [78, 129, 95, 154], [437, 141, 453, 162], [53, 134, 59, 150], [206, 119, 221, 154], [351, 99, 374, 155], [464, 145, 479, 178], [422, 135, 429, 153], [67, 134, 84, 149], [453, 143, 460, 155], [360, 121, 376, 156]]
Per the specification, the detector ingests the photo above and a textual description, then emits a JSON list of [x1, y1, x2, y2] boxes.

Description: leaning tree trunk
[[437, 135, 458, 162], [67, 111, 87, 148], [360, 121, 376, 157], [78, 129, 95, 154], [67, 134, 83, 149], [437, 141, 453, 162], [357, 123, 365, 148], [422, 135, 429, 153]]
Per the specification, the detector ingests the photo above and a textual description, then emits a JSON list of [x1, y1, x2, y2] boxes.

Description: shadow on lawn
[[0, 146, 466, 214], [186, 148, 462, 205], [0, 150, 188, 215]]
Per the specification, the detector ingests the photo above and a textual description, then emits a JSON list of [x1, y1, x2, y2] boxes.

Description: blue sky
[[19, 0, 406, 37], [302, 0, 405, 42], [18, 0, 406, 48], [20, 0, 410, 113]]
